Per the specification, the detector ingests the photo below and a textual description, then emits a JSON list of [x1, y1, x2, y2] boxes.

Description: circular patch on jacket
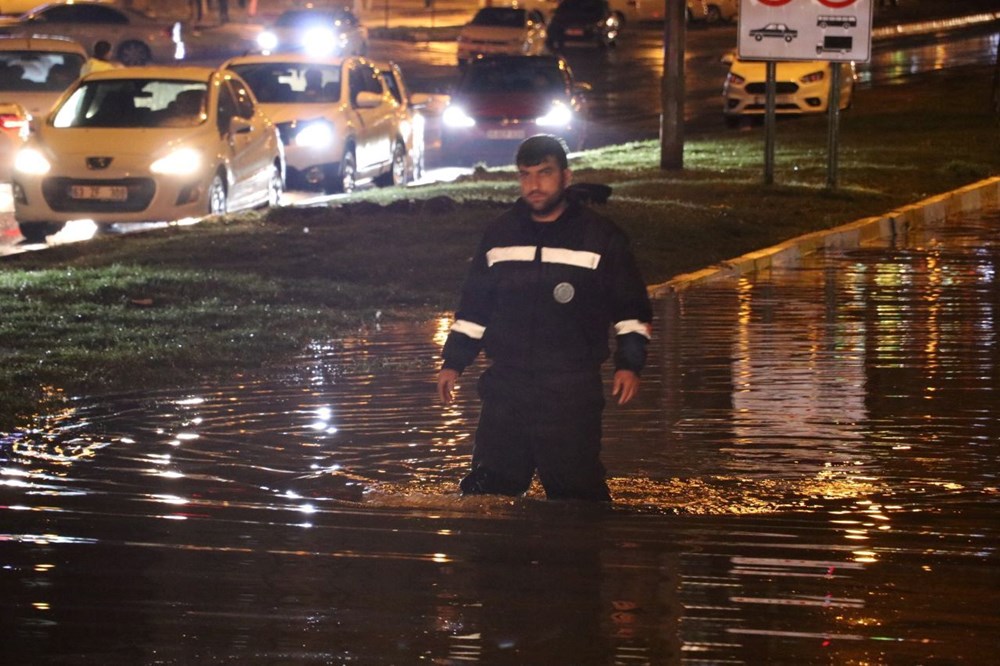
[[553, 282, 575, 304]]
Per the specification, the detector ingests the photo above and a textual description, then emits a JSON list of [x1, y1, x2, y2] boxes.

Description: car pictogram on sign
[[749, 23, 798, 42]]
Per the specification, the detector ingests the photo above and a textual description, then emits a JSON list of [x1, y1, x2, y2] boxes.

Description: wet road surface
[[3, 203, 999, 663]]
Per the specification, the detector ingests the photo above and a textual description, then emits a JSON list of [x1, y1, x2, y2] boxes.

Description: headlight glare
[[14, 147, 51, 175], [150, 148, 202, 175], [257, 30, 278, 52], [536, 101, 572, 127], [294, 122, 335, 148], [442, 105, 476, 128], [303, 28, 337, 57]]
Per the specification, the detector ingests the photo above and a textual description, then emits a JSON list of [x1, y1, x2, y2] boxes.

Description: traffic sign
[[738, 0, 873, 62]]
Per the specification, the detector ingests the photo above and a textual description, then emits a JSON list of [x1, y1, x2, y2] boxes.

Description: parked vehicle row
[[1, 0, 858, 244], [2, 29, 429, 242]]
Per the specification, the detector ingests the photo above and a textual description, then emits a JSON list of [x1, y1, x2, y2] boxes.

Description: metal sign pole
[[826, 63, 842, 190], [764, 61, 776, 185]]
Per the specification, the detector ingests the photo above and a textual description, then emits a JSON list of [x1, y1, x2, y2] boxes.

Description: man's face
[[517, 156, 572, 221]]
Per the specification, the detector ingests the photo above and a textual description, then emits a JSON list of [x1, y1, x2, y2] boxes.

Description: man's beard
[[527, 191, 566, 218]]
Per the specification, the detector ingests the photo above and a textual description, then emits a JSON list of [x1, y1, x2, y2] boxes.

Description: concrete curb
[[648, 175, 1000, 297]]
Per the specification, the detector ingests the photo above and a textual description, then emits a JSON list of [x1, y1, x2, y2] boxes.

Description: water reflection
[[2, 207, 999, 663]]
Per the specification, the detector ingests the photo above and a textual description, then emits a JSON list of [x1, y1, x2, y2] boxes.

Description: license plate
[[69, 185, 128, 201], [566, 28, 584, 36], [754, 95, 793, 105], [486, 129, 525, 140]]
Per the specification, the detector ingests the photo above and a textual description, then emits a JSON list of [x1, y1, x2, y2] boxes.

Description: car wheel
[[377, 140, 408, 187], [117, 40, 152, 66], [207, 173, 227, 215], [266, 162, 284, 207], [705, 5, 722, 24], [18, 221, 64, 243], [414, 147, 425, 181], [337, 149, 357, 194]]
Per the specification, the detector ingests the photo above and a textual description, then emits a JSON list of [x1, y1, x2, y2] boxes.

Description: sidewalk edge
[[648, 175, 1000, 297]]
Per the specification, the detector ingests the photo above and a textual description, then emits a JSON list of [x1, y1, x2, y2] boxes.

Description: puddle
[[2, 207, 999, 664]]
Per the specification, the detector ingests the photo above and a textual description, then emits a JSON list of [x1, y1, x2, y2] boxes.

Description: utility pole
[[660, 0, 686, 170]]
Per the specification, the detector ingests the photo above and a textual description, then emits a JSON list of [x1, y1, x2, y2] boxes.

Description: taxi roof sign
[[738, 0, 873, 62]]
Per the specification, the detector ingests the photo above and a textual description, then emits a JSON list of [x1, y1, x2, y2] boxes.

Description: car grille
[[745, 82, 799, 95], [41, 177, 156, 213]]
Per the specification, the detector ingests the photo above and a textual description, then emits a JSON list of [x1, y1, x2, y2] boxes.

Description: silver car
[[224, 53, 407, 194], [0, 0, 183, 66]]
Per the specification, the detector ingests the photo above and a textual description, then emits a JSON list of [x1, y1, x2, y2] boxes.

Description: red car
[[440, 54, 590, 166]]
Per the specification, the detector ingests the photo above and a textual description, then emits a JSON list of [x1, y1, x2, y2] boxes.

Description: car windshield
[[0, 51, 85, 92], [274, 9, 355, 28], [52, 79, 209, 128], [471, 8, 527, 27], [460, 60, 565, 94], [228, 62, 342, 104]]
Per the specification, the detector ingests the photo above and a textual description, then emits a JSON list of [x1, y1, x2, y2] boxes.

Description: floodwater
[[3, 206, 1000, 664]]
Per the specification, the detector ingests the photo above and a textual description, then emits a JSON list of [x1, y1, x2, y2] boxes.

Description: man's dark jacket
[[442, 196, 653, 375]]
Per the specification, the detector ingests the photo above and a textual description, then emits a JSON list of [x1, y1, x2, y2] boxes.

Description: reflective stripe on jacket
[[442, 197, 652, 374]]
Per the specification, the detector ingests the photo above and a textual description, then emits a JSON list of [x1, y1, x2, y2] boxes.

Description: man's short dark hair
[[94, 40, 112, 59], [515, 134, 569, 170]]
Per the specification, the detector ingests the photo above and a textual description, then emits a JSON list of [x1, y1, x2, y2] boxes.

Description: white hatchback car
[[224, 53, 409, 194], [722, 54, 856, 126], [457, 7, 548, 66], [11, 66, 285, 242]]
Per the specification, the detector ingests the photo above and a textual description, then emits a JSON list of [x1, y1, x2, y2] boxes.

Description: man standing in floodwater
[[436, 134, 653, 501]]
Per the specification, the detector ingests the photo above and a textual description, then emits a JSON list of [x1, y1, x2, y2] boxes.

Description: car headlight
[[294, 121, 335, 148], [442, 105, 476, 129], [13, 147, 51, 175], [150, 148, 202, 175], [801, 71, 825, 84], [536, 102, 572, 127], [257, 30, 279, 52], [303, 27, 338, 57]]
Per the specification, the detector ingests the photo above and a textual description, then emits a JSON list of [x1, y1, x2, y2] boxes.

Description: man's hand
[[437, 368, 460, 404], [612, 369, 640, 405]]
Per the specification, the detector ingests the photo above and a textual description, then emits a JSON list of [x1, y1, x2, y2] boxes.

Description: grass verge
[[1, 65, 998, 427]]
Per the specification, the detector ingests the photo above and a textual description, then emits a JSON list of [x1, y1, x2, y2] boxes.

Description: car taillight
[[0, 114, 29, 139], [725, 73, 745, 86], [800, 71, 825, 84]]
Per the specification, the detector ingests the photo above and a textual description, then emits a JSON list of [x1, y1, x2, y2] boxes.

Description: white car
[[457, 7, 548, 66], [224, 53, 409, 194], [255, 7, 368, 58], [0, 0, 183, 66], [722, 55, 856, 125], [11, 65, 285, 242], [0, 35, 87, 175]]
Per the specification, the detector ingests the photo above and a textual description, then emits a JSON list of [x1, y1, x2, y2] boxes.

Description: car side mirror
[[721, 52, 735, 65], [354, 91, 382, 109], [229, 116, 252, 134]]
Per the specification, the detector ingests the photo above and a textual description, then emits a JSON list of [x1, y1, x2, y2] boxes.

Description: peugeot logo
[[86, 157, 113, 170]]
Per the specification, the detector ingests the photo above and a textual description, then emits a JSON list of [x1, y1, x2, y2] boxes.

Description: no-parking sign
[[738, 0, 873, 62]]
